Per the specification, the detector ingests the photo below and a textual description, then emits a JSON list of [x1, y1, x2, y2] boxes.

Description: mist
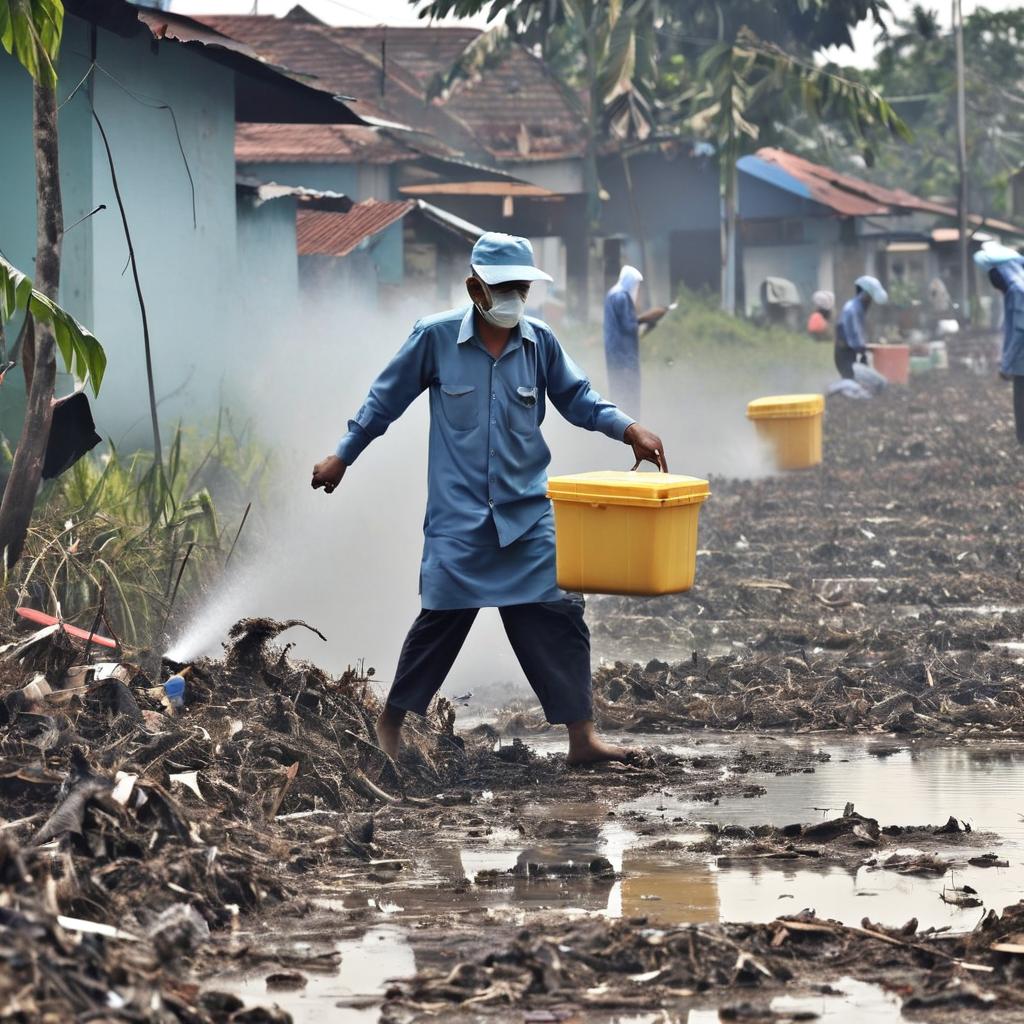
[[166, 285, 834, 707]]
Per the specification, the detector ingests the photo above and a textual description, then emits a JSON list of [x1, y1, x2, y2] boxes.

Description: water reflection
[[608, 977, 901, 1023], [205, 924, 415, 1024]]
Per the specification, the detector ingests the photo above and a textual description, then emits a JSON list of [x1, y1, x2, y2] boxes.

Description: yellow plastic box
[[546, 471, 710, 596], [746, 393, 825, 470]]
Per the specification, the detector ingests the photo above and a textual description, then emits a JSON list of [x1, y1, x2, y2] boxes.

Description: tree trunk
[[621, 151, 652, 304], [721, 155, 738, 316], [0, 82, 62, 568]]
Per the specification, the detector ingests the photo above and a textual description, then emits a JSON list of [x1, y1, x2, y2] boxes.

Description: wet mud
[[5, 374, 1024, 1021]]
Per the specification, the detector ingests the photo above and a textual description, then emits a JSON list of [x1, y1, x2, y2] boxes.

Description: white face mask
[[477, 284, 526, 329]]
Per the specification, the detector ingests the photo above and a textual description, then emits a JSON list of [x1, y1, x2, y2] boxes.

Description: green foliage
[[870, 6, 1024, 218], [643, 287, 835, 384], [0, 254, 106, 395], [658, 0, 889, 55], [4, 419, 270, 648], [685, 30, 909, 168], [0, 0, 63, 87], [786, 7, 1024, 221], [423, 0, 658, 141]]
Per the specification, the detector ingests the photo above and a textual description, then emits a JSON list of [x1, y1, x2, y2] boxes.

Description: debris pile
[[582, 637, 1024, 735], [385, 901, 1024, 1016], [0, 614, 541, 1019], [492, 375, 1024, 738]]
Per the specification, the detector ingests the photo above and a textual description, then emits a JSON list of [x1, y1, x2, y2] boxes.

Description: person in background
[[975, 241, 1024, 445], [835, 276, 888, 379], [603, 265, 644, 415], [312, 232, 667, 766], [807, 290, 834, 341]]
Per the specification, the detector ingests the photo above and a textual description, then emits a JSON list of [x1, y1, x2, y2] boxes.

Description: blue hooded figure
[[834, 275, 888, 380], [604, 265, 643, 416], [977, 243, 1024, 444]]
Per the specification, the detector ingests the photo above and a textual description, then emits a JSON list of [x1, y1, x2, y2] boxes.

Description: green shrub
[[5, 413, 269, 649]]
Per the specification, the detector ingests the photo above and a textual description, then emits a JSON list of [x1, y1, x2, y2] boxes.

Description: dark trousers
[[835, 345, 857, 380], [1014, 376, 1024, 445], [386, 597, 593, 725]]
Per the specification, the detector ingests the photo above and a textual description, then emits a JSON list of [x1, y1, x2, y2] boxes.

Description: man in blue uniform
[[835, 275, 888, 379], [603, 265, 644, 414], [975, 241, 1024, 444], [312, 233, 666, 765]]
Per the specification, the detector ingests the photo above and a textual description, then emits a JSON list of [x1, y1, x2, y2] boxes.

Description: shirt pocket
[[439, 383, 479, 431], [507, 385, 539, 436]]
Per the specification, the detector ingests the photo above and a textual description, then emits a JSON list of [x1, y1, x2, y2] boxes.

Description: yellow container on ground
[[546, 471, 710, 596], [746, 393, 825, 470]]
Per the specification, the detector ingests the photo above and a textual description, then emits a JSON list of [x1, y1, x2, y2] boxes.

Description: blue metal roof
[[737, 154, 813, 200]]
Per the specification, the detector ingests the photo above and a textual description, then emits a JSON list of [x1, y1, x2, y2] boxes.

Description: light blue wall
[[367, 221, 404, 285], [236, 193, 299, 352], [1, 15, 243, 447], [742, 218, 840, 314], [85, 25, 238, 445]]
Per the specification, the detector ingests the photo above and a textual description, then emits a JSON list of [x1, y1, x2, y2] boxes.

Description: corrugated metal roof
[[754, 148, 955, 217], [414, 200, 482, 242], [297, 200, 415, 257], [743, 148, 1024, 236], [236, 175, 352, 210]]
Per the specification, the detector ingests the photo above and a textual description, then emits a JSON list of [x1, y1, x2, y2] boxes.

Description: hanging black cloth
[[42, 392, 102, 479]]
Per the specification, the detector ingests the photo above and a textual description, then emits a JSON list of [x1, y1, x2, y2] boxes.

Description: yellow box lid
[[547, 471, 710, 508], [746, 393, 825, 419]]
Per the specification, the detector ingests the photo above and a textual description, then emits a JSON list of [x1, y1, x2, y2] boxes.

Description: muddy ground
[[4, 371, 1024, 1022], [498, 372, 1024, 740]]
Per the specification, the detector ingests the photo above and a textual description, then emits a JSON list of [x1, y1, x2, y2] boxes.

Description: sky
[[171, 0, 1023, 66]]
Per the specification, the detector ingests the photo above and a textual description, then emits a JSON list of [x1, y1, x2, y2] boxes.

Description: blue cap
[[974, 241, 1022, 269], [471, 232, 553, 286], [855, 275, 888, 304]]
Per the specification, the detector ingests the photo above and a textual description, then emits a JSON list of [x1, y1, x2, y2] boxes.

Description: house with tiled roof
[[736, 147, 1024, 322], [193, 8, 591, 317], [0, 0, 363, 443]]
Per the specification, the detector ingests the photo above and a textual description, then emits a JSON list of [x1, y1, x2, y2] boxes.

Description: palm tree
[[0, 0, 106, 566], [415, 0, 658, 319], [688, 31, 909, 313], [416, 0, 908, 317]]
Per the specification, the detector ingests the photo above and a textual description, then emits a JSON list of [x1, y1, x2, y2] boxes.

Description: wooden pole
[[954, 0, 970, 323]]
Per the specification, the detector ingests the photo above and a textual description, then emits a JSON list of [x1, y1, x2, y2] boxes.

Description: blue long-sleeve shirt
[[993, 262, 1024, 376], [835, 295, 868, 352], [335, 306, 634, 608], [603, 287, 640, 370]]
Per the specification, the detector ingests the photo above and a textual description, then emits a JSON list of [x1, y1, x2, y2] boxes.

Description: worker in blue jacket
[[975, 241, 1024, 444], [312, 233, 667, 767], [835, 276, 888, 379], [603, 265, 644, 414]]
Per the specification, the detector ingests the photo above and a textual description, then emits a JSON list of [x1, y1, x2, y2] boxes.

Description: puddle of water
[[205, 924, 415, 1024], [617, 738, 1024, 843], [518, 735, 1024, 931], [602, 977, 900, 1023], [769, 977, 902, 1022], [615, 852, 1024, 932]]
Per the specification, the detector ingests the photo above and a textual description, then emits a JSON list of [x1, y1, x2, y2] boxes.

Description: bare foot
[[565, 720, 638, 766], [374, 705, 406, 760]]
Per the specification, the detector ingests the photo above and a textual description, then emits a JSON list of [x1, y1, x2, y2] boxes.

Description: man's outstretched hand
[[624, 423, 668, 472], [312, 455, 346, 494]]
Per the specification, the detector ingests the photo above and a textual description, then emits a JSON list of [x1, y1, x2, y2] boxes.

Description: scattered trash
[[162, 668, 188, 711], [941, 884, 983, 909], [969, 853, 1010, 869]]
